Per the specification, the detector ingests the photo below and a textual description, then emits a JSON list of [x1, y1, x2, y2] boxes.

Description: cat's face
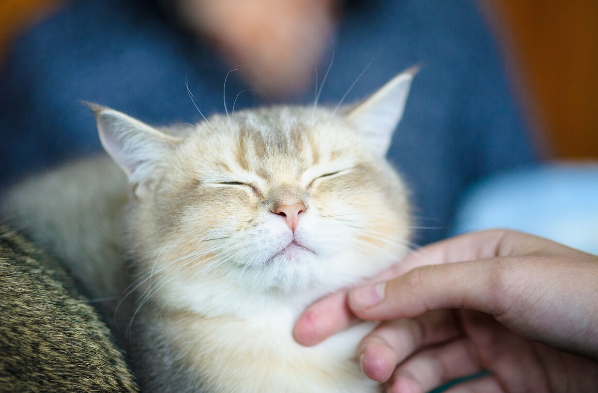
[[93, 70, 415, 298]]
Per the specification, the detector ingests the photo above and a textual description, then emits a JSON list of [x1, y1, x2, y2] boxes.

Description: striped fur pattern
[[0, 224, 139, 392]]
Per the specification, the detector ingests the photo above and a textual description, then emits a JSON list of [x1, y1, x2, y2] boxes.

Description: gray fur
[[0, 224, 139, 392]]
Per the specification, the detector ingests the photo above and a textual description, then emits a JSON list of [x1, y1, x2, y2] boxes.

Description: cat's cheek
[[295, 213, 354, 256]]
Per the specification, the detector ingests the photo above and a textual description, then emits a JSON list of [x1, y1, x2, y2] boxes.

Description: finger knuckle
[[486, 257, 517, 315], [404, 268, 424, 292]]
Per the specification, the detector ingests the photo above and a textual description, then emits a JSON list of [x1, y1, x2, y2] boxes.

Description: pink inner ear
[[94, 109, 179, 185], [344, 71, 414, 157], [97, 115, 135, 179]]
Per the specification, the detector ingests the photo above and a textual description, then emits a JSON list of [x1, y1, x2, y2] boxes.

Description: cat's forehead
[[184, 107, 359, 180]]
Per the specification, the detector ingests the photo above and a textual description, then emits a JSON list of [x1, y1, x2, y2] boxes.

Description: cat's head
[[92, 70, 415, 300]]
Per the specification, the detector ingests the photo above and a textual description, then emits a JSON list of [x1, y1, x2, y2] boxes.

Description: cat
[[2, 69, 415, 392]]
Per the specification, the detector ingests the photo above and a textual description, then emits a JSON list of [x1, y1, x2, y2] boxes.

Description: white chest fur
[[159, 303, 379, 393]]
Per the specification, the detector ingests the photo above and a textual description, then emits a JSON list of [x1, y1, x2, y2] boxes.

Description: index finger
[[396, 229, 510, 274], [293, 289, 357, 346], [294, 230, 530, 346]]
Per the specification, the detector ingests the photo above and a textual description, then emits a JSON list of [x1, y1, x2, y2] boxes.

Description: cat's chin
[[266, 240, 315, 265]]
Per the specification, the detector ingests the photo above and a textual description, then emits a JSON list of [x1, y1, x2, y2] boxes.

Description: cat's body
[[2, 156, 129, 302], [2, 70, 415, 392]]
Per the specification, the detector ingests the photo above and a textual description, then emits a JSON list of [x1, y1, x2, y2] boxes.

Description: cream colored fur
[[1, 156, 128, 301], [2, 70, 415, 392]]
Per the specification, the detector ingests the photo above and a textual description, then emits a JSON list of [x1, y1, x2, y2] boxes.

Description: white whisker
[[185, 76, 216, 133], [232, 89, 249, 115], [332, 56, 376, 118], [312, 50, 334, 126], [125, 240, 256, 336], [116, 242, 228, 316], [223, 69, 237, 127]]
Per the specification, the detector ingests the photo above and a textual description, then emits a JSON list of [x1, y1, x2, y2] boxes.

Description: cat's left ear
[[345, 68, 417, 156]]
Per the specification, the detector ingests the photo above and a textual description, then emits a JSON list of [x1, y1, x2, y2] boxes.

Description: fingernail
[[359, 353, 365, 374], [351, 282, 385, 310]]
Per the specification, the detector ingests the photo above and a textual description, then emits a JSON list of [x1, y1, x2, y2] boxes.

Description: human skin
[[176, 0, 336, 98], [294, 230, 598, 392]]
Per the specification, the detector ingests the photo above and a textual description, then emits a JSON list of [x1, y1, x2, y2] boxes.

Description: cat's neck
[[142, 266, 330, 326]]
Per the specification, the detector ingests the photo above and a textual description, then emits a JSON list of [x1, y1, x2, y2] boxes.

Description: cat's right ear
[[88, 104, 182, 198], [345, 68, 417, 157]]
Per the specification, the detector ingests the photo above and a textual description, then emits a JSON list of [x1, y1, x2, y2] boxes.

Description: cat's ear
[[345, 68, 416, 156], [89, 104, 182, 198]]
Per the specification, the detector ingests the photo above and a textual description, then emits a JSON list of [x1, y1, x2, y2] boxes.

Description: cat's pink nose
[[272, 202, 306, 231]]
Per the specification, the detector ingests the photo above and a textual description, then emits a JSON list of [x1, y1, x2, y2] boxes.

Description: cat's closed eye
[[217, 181, 261, 196], [308, 168, 351, 188], [218, 181, 248, 186], [319, 171, 342, 178]]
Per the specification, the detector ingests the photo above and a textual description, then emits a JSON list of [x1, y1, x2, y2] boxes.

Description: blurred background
[[2, 0, 596, 159], [483, 0, 598, 161], [459, 1, 598, 255], [0, 5, 595, 393], [1, 0, 597, 254]]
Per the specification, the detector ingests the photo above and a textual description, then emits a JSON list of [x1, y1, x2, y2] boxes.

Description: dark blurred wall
[[489, 0, 598, 160]]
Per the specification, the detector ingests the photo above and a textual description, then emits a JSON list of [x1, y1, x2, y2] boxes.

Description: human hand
[[294, 230, 598, 392]]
